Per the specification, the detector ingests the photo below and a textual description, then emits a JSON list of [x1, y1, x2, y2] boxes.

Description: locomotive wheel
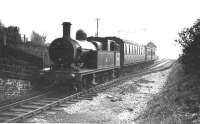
[[75, 81, 83, 92], [83, 77, 87, 89], [105, 71, 112, 82], [95, 74, 101, 84], [87, 75, 95, 87], [72, 81, 78, 92], [75, 76, 87, 92]]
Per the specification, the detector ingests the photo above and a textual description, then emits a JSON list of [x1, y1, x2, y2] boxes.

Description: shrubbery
[[30, 31, 46, 46], [0, 21, 22, 46], [176, 19, 200, 74], [0, 21, 47, 47]]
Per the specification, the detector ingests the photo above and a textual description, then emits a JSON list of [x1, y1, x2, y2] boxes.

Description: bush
[[0, 21, 22, 46], [30, 31, 46, 46], [176, 19, 200, 74], [6, 26, 22, 44]]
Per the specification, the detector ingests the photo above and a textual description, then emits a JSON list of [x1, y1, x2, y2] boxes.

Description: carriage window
[[102, 42, 108, 51], [135, 47, 137, 55], [134, 46, 136, 55], [148, 49, 150, 55], [132, 45, 134, 54], [131, 45, 133, 55], [138, 47, 140, 55], [141, 48, 143, 55], [143, 48, 144, 54], [132, 45, 134, 55], [131, 45, 133, 54], [142, 48, 143, 55], [142, 48, 143, 54], [139, 47, 141, 55], [127, 44, 129, 54], [110, 42, 115, 51], [126, 44, 128, 54], [116, 44, 120, 51], [124, 44, 126, 54], [143, 48, 145, 54]]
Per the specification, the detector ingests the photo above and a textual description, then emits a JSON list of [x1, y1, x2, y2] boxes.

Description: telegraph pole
[[95, 18, 100, 37]]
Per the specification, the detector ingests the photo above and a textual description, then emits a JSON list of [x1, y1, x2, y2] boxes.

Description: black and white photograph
[[0, 0, 199, 123]]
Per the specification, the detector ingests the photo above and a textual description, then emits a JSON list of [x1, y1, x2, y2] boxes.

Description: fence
[[0, 57, 40, 80]]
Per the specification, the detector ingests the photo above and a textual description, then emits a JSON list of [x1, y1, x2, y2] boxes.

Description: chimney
[[62, 22, 71, 39]]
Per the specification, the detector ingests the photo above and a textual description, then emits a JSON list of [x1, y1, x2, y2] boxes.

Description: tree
[[0, 20, 4, 28], [0, 20, 4, 44], [175, 19, 200, 73], [30, 31, 46, 46], [7, 26, 22, 44], [0, 21, 22, 46]]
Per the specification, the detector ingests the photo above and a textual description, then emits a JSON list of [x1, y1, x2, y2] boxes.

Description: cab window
[[110, 42, 115, 51]]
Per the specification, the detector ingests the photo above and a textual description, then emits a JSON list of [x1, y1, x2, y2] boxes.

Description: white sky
[[0, 0, 200, 59]]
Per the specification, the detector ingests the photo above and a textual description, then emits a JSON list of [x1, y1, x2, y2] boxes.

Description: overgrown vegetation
[[0, 21, 44, 67], [175, 19, 200, 74], [30, 31, 47, 46], [0, 20, 22, 46], [136, 19, 200, 124], [0, 20, 47, 47]]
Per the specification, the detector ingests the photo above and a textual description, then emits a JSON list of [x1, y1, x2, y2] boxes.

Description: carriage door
[[110, 41, 120, 67], [145, 46, 147, 61]]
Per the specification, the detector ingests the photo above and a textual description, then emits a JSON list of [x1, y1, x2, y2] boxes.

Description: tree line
[[0, 20, 47, 46], [176, 19, 200, 74]]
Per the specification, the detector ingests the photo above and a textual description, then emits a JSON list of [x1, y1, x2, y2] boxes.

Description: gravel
[[25, 69, 171, 123]]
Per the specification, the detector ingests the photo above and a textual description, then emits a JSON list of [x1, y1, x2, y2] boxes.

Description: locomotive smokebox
[[62, 22, 71, 39], [49, 22, 97, 69]]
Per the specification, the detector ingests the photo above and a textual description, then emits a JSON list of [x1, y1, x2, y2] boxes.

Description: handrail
[[0, 63, 39, 70], [0, 70, 32, 80]]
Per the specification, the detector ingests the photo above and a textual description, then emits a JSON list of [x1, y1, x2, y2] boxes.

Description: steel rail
[[0, 60, 173, 123]]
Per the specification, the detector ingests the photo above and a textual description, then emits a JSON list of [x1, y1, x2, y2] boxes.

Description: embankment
[[136, 60, 200, 124]]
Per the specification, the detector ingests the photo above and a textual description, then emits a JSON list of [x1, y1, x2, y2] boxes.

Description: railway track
[[0, 59, 173, 123]]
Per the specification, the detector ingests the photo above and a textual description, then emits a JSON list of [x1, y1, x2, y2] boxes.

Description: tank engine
[[40, 22, 100, 88], [36, 22, 157, 91]]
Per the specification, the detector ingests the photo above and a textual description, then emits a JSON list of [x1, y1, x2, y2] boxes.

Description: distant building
[[146, 41, 157, 48]]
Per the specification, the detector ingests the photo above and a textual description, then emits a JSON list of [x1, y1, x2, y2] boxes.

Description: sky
[[0, 0, 200, 59]]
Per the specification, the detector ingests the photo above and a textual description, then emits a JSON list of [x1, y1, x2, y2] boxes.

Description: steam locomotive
[[38, 22, 157, 90]]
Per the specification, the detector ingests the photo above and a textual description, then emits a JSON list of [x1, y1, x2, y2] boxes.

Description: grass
[[135, 61, 200, 124]]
